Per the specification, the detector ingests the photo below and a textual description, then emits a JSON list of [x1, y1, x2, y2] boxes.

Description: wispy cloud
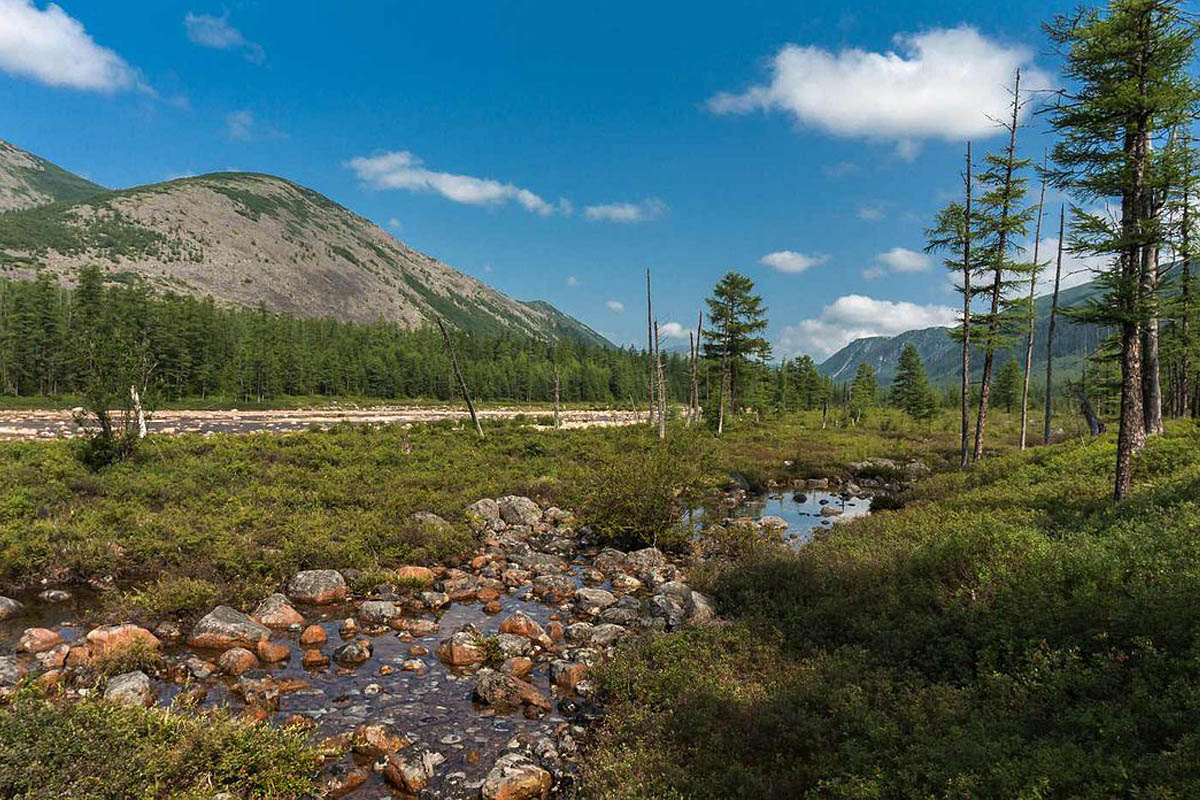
[[606, 300, 624, 312], [0, 0, 143, 92], [709, 26, 1052, 157], [224, 109, 283, 141], [875, 246, 931, 273], [184, 12, 265, 63], [857, 204, 885, 221], [760, 250, 828, 274], [584, 198, 667, 223], [348, 151, 568, 216]]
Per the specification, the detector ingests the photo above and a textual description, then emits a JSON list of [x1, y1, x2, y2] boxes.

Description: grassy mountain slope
[[0, 140, 606, 344], [819, 280, 1109, 385], [0, 140, 105, 212]]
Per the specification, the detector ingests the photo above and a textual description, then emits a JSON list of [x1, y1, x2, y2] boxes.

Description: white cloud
[[567, 275, 579, 287], [876, 246, 931, 273], [778, 294, 958, 359], [606, 300, 624, 312], [584, 198, 667, 223], [708, 26, 1051, 150], [386, 218, 402, 230], [659, 321, 688, 339], [861, 266, 887, 281], [347, 151, 565, 216], [1032, 237, 1104, 294], [0, 0, 142, 91], [760, 250, 828, 274], [184, 12, 264, 63], [857, 204, 885, 221]]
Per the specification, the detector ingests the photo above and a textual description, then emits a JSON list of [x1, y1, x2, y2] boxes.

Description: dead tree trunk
[[960, 142, 974, 468], [553, 366, 561, 429], [1044, 206, 1065, 445], [130, 385, 147, 439], [646, 269, 656, 426], [435, 316, 484, 439], [654, 321, 666, 440], [1020, 155, 1048, 449]]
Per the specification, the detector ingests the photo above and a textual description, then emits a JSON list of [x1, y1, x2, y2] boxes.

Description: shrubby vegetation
[[0, 689, 318, 799], [584, 421, 1200, 798]]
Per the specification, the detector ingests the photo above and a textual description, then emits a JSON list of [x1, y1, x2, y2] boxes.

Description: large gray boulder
[[104, 670, 154, 707], [498, 496, 541, 527], [286, 569, 347, 604], [482, 752, 552, 800], [0, 596, 22, 621], [188, 605, 271, 650]]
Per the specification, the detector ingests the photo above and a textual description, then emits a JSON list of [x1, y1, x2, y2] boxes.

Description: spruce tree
[[702, 271, 771, 428], [891, 344, 938, 420], [848, 362, 878, 423]]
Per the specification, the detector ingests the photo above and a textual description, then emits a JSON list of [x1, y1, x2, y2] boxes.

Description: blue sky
[[0, 0, 1091, 358]]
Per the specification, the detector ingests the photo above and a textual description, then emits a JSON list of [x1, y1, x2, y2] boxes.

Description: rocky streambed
[[0, 495, 721, 799], [0, 463, 905, 799]]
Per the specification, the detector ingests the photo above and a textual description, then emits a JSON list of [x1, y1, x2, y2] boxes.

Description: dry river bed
[[0, 406, 643, 440]]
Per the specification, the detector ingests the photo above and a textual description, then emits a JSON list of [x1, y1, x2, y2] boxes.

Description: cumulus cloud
[[857, 205, 885, 221], [760, 250, 828, 274], [606, 300, 624, 312], [348, 151, 566, 216], [708, 26, 1051, 153], [876, 247, 931, 273], [584, 198, 667, 223], [0, 0, 142, 91], [184, 12, 264, 63], [658, 321, 688, 339], [778, 294, 958, 359]]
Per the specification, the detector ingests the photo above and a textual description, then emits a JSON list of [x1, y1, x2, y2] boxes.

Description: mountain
[[0, 139, 607, 345], [818, 280, 1110, 386], [0, 140, 105, 212]]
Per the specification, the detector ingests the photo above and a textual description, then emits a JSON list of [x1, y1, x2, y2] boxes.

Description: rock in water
[[285, 570, 347, 604], [252, 593, 306, 628], [0, 596, 22, 620], [85, 624, 161, 658], [188, 606, 271, 650], [482, 752, 552, 800], [104, 670, 154, 707]]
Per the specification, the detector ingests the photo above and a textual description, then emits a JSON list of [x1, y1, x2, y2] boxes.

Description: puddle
[[690, 490, 873, 548]]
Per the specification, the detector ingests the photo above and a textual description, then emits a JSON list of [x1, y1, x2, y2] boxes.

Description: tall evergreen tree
[[849, 362, 878, 424], [702, 271, 771, 429], [891, 344, 938, 421], [1045, 0, 1200, 499]]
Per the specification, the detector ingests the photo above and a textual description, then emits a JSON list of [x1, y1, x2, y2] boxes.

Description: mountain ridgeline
[[818, 280, 1110, 387], [0, 139, 607, 347]]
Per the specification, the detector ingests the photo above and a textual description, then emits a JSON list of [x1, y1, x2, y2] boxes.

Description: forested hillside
[[0, 269, 684, 404]]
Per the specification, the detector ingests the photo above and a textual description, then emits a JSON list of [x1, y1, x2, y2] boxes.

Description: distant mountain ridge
[[818, 280, 1110, 386], [0, 139, 609, 346]]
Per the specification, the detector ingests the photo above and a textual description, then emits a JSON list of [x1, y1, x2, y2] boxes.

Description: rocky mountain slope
[[0, 139, 608, 346], [0, 140, 105, 212], [819, 280, 1109, 385]]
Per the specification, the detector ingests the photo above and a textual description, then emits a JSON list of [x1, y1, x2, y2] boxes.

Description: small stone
[[299, 624, 327, 646], [575, 587, 617, 616], [0, 596, 22, 620], [218, 647, 259, 676], [358, 599, 401, 624], [0, 656, 25, 686], [301, 649, 329, 669], [256, 640, 291, 663], [38, 589, 72, 603], [352, 722, 410, 756], [472, 668, 551, 715], [104, 670, 154, 707], [395, 565, 434, 585], [333, 638, 372, 666], [436, 630, 485, 666]]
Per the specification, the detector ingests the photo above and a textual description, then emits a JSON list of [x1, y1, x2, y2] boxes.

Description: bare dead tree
[[553, 364, 561, 429], [653, 320, 666, 440], [646, 268, 656, 426], [961, 142, 974, 467], [1044, 206, 1066, 444], [435, 316, 483, 439], [1019, 153, 1049, 449]]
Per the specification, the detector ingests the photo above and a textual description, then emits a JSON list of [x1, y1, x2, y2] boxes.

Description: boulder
[[104, 670, 154, 707], [498, 496, 541, 527], [549, 660, 588, 692], [299, 624, 327, 646], [85, 624, 161, 658], [467, 497, 501, 526], [358, 600, 401, 624], [482, 752, 552, 800], [382, 745, 445, 795], [498, 610, 552, 648], [472, 668, 551, 714], [17, 627, 63, 654], [351, 722, 410, 756], [575, 587, 617, 616], [256, 639, 291, 663], [333, 639, 372, 666], [0, 656, 25, 687], [252, 593, 306, 628], [436, 629, 485, 667], [285, 570, 347, 604], [188, 605, 271, 650], [0, 596, 22, 621], [531, 575, 575, 604], [395, 565, 434, 585]]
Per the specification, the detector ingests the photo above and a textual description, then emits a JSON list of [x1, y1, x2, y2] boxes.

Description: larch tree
[[1045, 0, 1199, 500], [972, 68, 1038, 461], [925, 142, 975, 466], [848, 362, 878, 424]]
